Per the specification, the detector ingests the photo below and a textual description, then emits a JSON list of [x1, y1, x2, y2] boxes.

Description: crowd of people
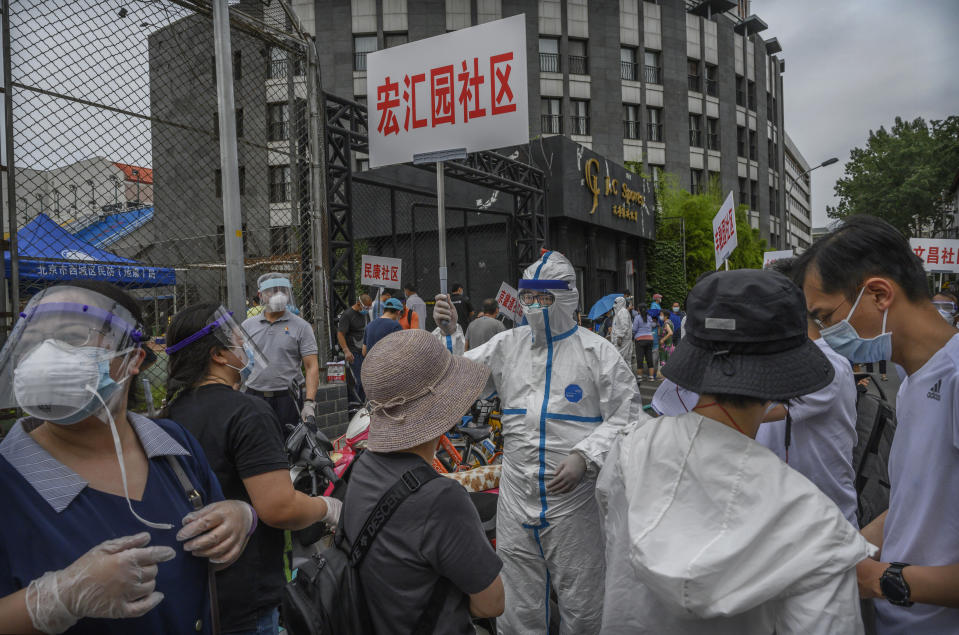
[[0, 214, 956, 635]]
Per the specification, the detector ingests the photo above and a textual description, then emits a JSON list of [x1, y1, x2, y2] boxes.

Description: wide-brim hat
[[662, 269, 834, 401], [363, 329, 490, 452]]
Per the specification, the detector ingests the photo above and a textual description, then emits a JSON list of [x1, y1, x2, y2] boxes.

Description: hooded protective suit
[[460, 251, 645, 634], [433, 324, 466, 355], [610, 296, 634, 363], [596, 412, 876, 634]]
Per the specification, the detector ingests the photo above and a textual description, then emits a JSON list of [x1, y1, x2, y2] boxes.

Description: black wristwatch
[[879, 562, 913, 607]]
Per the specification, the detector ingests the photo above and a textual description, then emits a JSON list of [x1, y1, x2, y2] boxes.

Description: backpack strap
[[411, 578, 450, 635], [348, 464, 438, 567]]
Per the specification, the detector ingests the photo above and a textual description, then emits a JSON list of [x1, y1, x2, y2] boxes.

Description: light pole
[[112, 175, 120, 210], [87, 179, 95, 213], [784, 157, 838, 249], [54, 189, 61, 218], [69, 184, 78, 211]]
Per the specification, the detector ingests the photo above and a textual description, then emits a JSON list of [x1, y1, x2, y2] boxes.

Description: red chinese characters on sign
[[943, 248, 956, 265], [374, 51, 517, 135], [364, 263, 400, 284], [714, 209, 735, 252], [911, 239, 959, 272]]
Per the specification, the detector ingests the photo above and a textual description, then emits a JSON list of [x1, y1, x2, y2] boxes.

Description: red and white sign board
[[366, 14, 529, 168], [909, 238, 959, 273], [763, 249, 794, 269], [496, 281, 524, 323], [361, 255, 403, 289], [712, 191, 738, 269]]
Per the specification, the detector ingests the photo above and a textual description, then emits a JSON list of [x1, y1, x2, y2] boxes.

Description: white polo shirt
[[755, 337, 859, 527], [875, 333, 959, 634]]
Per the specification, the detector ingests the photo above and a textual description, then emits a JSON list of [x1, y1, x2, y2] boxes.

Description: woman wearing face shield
[[0, 282, 254, 634], [162, 303, 340, 635]]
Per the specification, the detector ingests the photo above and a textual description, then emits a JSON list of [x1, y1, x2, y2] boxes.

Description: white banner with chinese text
[[713, 191, 738, 269], [909, 238, 959, 273], [361, 254, 403, 289], [495, 281, 524, 323], [366, 14, 529, 168], [763, 249, 794, 270]]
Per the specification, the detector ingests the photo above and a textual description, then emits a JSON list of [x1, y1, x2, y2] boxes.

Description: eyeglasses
[[518, 290, 556, 307], [812, 295, 853, 330]]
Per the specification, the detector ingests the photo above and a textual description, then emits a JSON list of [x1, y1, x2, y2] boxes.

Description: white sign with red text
[[909, 238, 959, 273], [713, 191, 738, 269], [366, 14, 529, 168], [495, 282, 524, 323], [763, 249, 794, 270], [361, 255, 403, 289]]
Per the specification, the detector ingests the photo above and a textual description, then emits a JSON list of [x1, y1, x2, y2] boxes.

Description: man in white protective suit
[[434, 250, 645, 635], [610, 295, 635, 366], [596, 269, 876, 634]]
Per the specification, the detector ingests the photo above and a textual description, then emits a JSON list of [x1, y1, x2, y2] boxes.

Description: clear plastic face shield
[[259, 276, 296, 314], [165, 306, 269, 387]]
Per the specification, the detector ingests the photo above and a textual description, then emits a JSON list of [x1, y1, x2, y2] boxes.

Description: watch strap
[[882, 562, 913, 607]]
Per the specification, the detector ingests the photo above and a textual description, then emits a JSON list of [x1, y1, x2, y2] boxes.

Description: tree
[[827, 116, 959, 238], [650, 173, 765, 298]]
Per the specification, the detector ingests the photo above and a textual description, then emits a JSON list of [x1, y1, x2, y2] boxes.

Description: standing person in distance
[[668, 300, 685, 345], [465, 298, 506, 351], [450, 282, 474, 332], [632, 303, 656, 381], [363, 297, 404, 355], [164, 303, 340, 635], [403, 283, 428, 330], [611, 296, 634, 367], [241, 273, 320, 437], [397, 297, 421, 330], [336, 293, 371, 404], [369, 289, 392, 321], [794, 215, 959, 634]]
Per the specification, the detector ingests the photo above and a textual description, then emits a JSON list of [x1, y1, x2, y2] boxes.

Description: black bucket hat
[[662, 269, 834, 401]]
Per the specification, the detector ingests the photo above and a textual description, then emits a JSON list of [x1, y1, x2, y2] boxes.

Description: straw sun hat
[[362, 329, 491, 452]]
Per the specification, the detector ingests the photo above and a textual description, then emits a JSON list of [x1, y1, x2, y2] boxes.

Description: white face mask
[[267, 292, 289, 311]]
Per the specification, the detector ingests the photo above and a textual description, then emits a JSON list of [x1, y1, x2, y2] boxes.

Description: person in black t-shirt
[[450, 282, 473, 332], [344, 329, 503, 634], [163, 303, 341, 635], [337, 294, 371, 403]]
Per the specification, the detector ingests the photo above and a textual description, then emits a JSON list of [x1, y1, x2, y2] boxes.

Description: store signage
[[909, 238, 959, 273], [366, 14, 529, 168], [763, 249, 793, 269], [713, 191, 738, 269], [361, 254, 403, 289], [495, 281, 524, 322], [584, 158, 645, 222]]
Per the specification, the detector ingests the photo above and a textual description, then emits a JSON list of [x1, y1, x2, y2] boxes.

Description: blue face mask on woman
[[227, 343, 256, 383], [819, 286, 892, 363]]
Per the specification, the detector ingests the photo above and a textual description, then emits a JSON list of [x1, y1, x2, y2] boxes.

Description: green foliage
[[828, 116, 959, 238], [651, 173, 765, 295], [647, 240, 686, 304]]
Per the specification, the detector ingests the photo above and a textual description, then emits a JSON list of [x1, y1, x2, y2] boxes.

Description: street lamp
[[783, 156, 838, 249]]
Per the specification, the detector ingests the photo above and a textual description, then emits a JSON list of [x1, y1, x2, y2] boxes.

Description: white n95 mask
[[268, 293, 289, 312]]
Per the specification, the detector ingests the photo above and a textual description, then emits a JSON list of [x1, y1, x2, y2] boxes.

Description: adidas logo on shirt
[[927, 379, 942, 401]]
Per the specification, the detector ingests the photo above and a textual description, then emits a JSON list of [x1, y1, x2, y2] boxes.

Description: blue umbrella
[[587, 293, 624, 321]]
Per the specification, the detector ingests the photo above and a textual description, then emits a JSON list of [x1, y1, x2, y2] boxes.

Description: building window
[[271, 226, 294, 254], [689, 114, 702, 147], [647, 106, 663, 142], [541, 97, 562, 134], [620, 46, 637, 81], [706, 117, 720, 150], [769, 186, 777, 216], [737, 126, 746, 157], [268, 47, 286, 79], [687, 59, 701, 93], [269, 165, 291, 203], [750, 178, 758, 210], [738, 177, 748, 206], [385, 32, 408, 48], [690, 168, 704, 194], [748, 129, 757, 160], [623, 103, 640, 139], [539, 37, 560, 73], [705, 63, 718, 97], [268, 103, 289, 142], [736, 75, 745, 107], [356, 158, 370, 171], [568, 39, 588, 75], [353, 35, 377, 71], [768, 138, 776, 163], [215, 167, 246, 198], [570, 99, 589, 135], [643, 50, 661, 84], [747, 79, 756, 111]]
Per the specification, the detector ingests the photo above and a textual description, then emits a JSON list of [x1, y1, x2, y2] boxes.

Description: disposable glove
[[177, 500, 254, 565], [321, 496, 342, 524], [25, 532, 176, 633], [301, 400, 316, 422], [546, 452, 588, 494], [433, 294, 459, 335]]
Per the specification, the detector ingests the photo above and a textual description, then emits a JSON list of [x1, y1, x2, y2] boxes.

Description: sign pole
[[724, 259, 729, 271], [437, 160, 448, 298]]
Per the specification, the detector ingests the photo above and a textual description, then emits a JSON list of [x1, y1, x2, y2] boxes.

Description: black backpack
[[852, 373, 898, 527], [281, 463, 448, 635]]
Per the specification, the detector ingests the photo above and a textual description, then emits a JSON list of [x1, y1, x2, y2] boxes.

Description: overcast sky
[[753, 0, 959, 228]]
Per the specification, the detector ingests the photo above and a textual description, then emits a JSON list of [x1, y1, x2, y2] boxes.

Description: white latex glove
[[546, 452, 588, 494], [301, 401, 316, 421], [321, 496, 342, 524], [176, 500, 253, 565], [25, 532, 176, 633], [433, 294, 458, 335]]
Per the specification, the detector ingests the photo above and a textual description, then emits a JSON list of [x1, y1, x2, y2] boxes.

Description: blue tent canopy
[[4, 213, 175, 287], [73, 207, 154, 248]]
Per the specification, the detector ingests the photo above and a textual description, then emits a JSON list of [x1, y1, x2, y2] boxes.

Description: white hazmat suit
[[440, 251, 645, 634], [610, 296, 634, 364]]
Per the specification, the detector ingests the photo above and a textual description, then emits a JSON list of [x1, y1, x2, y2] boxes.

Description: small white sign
[[366, 14, 529, 168], [361, 255, 403, 289], [909, 238, 959, 273], [763, 249, 794, 269], [495, 281, 524, 323], [712, 191, 738, 269]]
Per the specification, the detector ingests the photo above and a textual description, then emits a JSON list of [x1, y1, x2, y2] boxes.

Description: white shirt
[[596, 412, 875, 634], [875, 333, 959, 634], [755, 337, 860, 527]]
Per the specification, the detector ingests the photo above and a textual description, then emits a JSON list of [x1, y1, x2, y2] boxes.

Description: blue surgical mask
[[819, 286, 892, 363], [226, 343, 256, 383]]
